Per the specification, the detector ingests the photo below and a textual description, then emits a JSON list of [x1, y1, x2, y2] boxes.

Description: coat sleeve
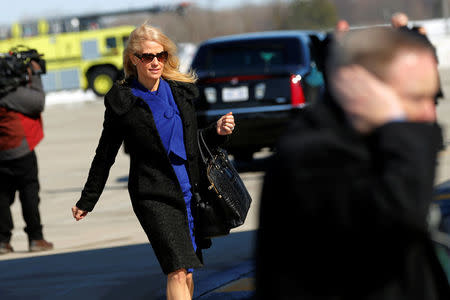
[[364, 122, 441, 233], [76, 96, 124, 212], [265, 121, 441, 237]]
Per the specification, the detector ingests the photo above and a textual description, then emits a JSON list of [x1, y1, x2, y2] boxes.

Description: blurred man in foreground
[[256, 27, 450, 299]]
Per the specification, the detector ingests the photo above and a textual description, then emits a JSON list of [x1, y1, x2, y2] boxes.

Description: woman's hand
[[216, 112, 235, 136], [72, 206, 88, 221]]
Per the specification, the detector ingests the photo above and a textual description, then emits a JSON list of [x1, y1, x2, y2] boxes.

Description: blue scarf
[[131, 78, 187, 161]]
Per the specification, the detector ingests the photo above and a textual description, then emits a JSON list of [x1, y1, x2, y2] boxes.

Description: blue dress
[[131, 78, 197, 273]]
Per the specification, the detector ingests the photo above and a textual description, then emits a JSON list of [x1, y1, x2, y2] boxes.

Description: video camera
[[0, 46, 46, 96]]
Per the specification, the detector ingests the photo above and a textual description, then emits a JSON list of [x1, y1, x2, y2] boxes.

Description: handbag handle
[[197, 129, 216, 164], [197, 129, 222, 193]]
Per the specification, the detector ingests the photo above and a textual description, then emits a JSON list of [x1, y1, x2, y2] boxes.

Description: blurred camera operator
[[0, 58, 53, 254]]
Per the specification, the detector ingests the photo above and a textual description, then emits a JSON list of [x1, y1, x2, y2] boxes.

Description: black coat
[[256, 96, 450, 299], [76, 79, 224, 274]]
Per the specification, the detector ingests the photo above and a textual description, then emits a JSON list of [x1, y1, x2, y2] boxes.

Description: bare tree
[[110, 0, 444, 44]]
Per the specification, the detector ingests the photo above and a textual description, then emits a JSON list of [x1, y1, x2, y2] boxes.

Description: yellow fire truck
[[0, 3, 189, 96]]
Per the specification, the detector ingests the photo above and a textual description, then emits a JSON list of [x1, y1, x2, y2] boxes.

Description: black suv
[[191, 31, 325, 160]]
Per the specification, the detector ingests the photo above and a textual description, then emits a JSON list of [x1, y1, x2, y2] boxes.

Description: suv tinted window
[[210, 46, 285, 70], [192, 38, 305, 72]]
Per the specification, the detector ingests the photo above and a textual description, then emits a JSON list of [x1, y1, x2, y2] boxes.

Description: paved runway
[[0, 231, 256, 300]]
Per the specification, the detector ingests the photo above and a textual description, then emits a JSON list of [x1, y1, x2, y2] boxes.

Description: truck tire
[[88, 67, 117, 97]]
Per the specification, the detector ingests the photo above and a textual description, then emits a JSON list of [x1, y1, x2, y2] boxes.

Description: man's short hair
[[327, 27, 436, 81]]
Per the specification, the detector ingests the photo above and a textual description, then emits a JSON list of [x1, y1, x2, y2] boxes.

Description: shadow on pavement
[[0, 230, 256, 300]]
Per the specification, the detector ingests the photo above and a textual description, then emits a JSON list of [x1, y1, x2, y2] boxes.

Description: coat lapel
[[171, 86, 191, 125], [168, 80, 197, 156]]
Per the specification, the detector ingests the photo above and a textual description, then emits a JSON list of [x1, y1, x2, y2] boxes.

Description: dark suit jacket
[[76, 78, 224, 274], [256, 96, 450, 299]]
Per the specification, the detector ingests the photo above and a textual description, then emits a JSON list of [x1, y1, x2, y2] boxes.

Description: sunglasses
[[134, 51, 168, 63]]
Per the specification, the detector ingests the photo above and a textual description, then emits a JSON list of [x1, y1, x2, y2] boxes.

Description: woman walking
[[71, 22, 235, 300]]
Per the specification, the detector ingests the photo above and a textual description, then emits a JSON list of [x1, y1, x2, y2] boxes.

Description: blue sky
[[1, 0, 271, 26]]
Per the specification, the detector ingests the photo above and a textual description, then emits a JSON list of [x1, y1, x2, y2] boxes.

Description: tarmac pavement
[[0, 231, 256, 299], [2, 67, 450, 299]]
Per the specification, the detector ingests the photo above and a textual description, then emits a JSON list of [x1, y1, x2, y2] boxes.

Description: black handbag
[[194, 130, 252, 238]]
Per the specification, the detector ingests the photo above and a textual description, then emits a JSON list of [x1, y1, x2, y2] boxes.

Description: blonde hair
[[123, 22, 197, 83]]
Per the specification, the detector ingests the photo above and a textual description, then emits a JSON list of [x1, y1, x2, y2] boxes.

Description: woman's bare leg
[[186, 272, 194, 299], [167, 269, 191, 300]]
